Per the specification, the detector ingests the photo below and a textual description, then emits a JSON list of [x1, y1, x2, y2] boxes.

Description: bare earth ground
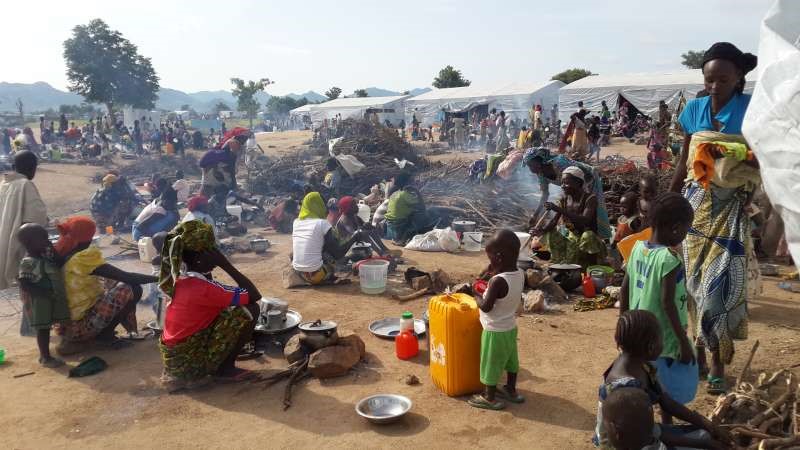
[[0, 132, 797, 450]]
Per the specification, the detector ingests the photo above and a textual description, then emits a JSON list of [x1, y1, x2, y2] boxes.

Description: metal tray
[[255, 309, 302, 335], [368, 318, 426, 339]]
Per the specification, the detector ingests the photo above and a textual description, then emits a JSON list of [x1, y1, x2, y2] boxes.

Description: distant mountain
[[0, 82, 432, 114], [0, 82, 82, 112]]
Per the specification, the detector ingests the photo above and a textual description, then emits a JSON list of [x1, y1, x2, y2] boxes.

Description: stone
[[401, 374, 420, 386], [523, 290, 546, 313], [283, 334, 308, 364], [307, 334, 365, 379], [525, 269, 546, 289], [302, 330, 339, 351]]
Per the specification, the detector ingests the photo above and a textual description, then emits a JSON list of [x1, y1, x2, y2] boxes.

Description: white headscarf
[[562, 166, 585, 183]]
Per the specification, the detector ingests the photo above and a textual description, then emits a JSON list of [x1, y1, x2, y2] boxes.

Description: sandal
[[496, 386, 525, 404], [468, 394, 505, 410], [707, 375, 727, 395]]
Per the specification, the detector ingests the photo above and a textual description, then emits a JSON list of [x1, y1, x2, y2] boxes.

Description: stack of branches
[[596, 156, 675, 221], [419, 159, 539, 232], [252, 356, 311, 411], [709, 341, 800, 449], [92, 154, 200, 185]]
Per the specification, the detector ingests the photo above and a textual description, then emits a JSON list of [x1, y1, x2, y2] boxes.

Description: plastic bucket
[[514, 232, 531, 260], [359, 259, 390, 294], [138, 237, 157, 262], [226, 205, 243, 222], [462, 232, 483, 252]]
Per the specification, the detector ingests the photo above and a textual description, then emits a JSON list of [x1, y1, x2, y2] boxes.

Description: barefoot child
[[469, 229, 525, 410], [17, 223, 70, 367], [594, 311, 731, 449], [620, 192, 698, 414]]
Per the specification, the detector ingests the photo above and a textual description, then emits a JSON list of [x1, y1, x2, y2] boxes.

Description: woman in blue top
[[669, 42, 760, 395]]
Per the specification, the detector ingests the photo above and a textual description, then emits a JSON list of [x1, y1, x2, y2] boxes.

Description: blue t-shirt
[[678, 94, 750, 134], [678, 93, 751, 135]]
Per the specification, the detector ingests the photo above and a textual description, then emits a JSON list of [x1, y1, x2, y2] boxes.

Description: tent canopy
[[558, 69, 758, 122], [308, 95, 409, 126], [289, 104, 312, 117], [404, 80, 565, 127]]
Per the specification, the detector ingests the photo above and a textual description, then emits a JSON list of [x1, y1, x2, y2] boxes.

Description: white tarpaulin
[[404, 80, 564, 127], [558, 70, 757, 122], [308, 95, 409, 126], [289, 104, 311, 118], [742, 0, 800, 270]]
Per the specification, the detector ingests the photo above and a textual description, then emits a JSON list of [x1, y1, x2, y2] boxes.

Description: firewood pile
[[247, 119, 425, 196], [419, 159, 540, 232], [710, 342, 800, 449], [92, 154, 201, 185], [596, 155, 675, 220]]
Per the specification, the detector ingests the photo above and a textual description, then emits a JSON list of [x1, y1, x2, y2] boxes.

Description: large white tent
[[289, 104, 311, 118], [308, 95, 409, 126], [404, 80, 565, 127], [558, 70, 757, 122]]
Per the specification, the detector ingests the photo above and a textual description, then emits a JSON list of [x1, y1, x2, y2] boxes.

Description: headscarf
[[55, 216, 97, 256], [187, 195, 208, 212], [101, 174, 118, 188], [338, 196, 357, 216], [158, 220, 216, 297], [523, 147, 554, 166], [702, 42, 758, 74], [562, 166, 585, 183], [298, 192, 327, 220]]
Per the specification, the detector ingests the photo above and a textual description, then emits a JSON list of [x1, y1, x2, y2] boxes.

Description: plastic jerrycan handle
[[442, 294, 473, 311]]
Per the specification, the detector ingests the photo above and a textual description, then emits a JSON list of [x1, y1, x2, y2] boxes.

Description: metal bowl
[[355, 394, 412, 424], [250, 239, 270, 254]]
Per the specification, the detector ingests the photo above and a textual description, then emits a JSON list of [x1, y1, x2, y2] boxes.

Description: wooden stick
[[283, 356, 309, 411], [737, 340, 761, 390], [730, 426, 777, 440], [711, 393, 737, 425], [391, 288, 430, 301], [758, 434, 800, 450], [750, 384, 795, 428], [464, 199, 496, 227]]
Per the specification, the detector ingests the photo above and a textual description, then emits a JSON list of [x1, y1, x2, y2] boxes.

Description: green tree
[[353, 89, 369, 98], [230, 77, 273, 128], [681, 50, 705, 69], [325, 86, 342, 100], [213, 101, 231, 115], [267, 96, 308, 116], [179, 104, 191, 111], [551, 68, 594, 85], [432, 65, 471, 89], [63, 19, 160, 114]]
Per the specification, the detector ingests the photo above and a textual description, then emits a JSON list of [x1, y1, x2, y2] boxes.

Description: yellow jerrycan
[[428, 293, 483, 396]]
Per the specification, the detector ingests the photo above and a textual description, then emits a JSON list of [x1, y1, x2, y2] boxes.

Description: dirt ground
[[0, 132, 797, 449]]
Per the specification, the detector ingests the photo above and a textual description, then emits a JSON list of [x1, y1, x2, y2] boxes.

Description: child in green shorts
[[17, 223, 70, 368], [469, 229, 525, 410], [621, 192, 699, 419]]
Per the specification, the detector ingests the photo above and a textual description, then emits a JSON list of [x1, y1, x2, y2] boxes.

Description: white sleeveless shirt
[[479, 270, 524, 332]]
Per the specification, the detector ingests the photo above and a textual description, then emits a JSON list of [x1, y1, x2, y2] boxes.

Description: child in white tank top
[[469, 229, 525, 411]]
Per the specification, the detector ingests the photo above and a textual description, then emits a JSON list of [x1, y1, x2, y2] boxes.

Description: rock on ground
[[308, 334, 365, 379]]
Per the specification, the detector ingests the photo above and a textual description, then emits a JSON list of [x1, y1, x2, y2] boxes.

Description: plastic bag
[[335, 154, 366, 176], [405, 228, 460, 252]]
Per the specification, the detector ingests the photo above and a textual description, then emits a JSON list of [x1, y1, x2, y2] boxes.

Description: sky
[[0, 0, 775, 96]]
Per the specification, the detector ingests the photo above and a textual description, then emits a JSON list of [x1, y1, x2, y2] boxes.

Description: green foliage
[[681, 50, 705, 69], [551, 68, 594, 85], [213, 101, 231, 114], [63, 19, 159, 112], [432, 65, 471, 89], [353, 89, 369, 98], [267, 96, 308, 116], [230, 77, 273, 127], [58, 103, 103, 117], [325, 86, 342, 100]]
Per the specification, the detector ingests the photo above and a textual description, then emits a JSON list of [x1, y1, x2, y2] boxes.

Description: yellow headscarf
[[102, 174, 119, 188], [298, 192, 327, 220], [158, 220, 216, 297]]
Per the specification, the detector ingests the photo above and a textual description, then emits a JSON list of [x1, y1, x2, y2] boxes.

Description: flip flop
[[496, 386, 525, 404], [707, 375, 727, 395], [119, 331, 151, 341], [468, 394, 505, 410]]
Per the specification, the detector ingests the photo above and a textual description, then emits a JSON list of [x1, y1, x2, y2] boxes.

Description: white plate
[[368, 318, 426, 339]]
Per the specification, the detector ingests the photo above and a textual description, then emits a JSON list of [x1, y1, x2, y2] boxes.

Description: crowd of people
[[0, 40, 795, 450]]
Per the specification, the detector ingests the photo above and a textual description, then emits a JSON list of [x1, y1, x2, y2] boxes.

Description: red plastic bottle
[[395, 329, 419, 360], [582, 273, 596, 299]]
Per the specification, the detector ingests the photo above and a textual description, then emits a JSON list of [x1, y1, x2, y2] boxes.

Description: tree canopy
[[213, 101, 231, 115], [230, 77, 273, 127], [325, 87, 342, 100], [681, 50, 705, 69], [433, 65, 471, 89], [353, 89, 369, 98], [267, 96, 308, 116], [63, 19, 159, 113], [551, 68, 594, 85]]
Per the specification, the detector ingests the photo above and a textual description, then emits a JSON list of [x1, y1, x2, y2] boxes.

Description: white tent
[[308, 95, 409, 126], [558, 70, 758, 122], [403, 80, 565, 127], [289, 104, 312, 118]]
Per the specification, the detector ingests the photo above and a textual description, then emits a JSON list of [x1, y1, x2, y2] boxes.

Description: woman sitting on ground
[[335, 196, 390, 255], [532, 166, 606, 268], [291, 192, 361, 285], [158, 220, 261, 390], [54, 216, 158, 353], [384, 174, 438, 245], [132, 188, 180, 241]]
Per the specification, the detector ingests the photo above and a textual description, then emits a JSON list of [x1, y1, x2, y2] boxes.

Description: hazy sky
[[0, 0, 774, 95]]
